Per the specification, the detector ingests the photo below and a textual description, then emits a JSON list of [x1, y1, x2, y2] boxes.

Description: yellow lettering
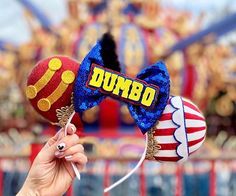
[[128, 81, 143, 101], [87, 64, 158, 108], [89, 67, 104, 88], [141, 87, 156, 107], [113, 76, 132, 98], [103, 72, 118, 92]]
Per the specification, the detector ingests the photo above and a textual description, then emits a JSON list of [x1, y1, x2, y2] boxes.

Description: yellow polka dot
[[26, 85, 37, 99], [48, 58, 62, 71], [61, 70, 75, 84], [37, 98, 51, 111]]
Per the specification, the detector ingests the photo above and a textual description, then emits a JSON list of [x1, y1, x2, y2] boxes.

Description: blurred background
[[0, 0, 236, 195]]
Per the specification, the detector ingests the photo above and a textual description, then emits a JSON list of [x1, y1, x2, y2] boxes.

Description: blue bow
[[74, 40, 170, 134]]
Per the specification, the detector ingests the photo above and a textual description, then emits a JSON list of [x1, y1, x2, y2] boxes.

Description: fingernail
[[65, 155, 73, 160], [55, 151, 64, 157], [71, 125, 76, 133], [57, 143, 66, 151]]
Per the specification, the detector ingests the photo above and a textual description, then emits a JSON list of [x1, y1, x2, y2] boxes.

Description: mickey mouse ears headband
[[25, 33, 206, 192]]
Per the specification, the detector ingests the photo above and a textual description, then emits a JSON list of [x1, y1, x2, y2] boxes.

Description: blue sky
[[0, 0, 235, 46]]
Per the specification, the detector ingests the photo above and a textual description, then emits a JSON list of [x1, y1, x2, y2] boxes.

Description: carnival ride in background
[[0, 1, 235, 195]]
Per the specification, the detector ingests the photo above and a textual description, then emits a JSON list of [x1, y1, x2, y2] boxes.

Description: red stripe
[[159, 143, 178, 150], [184, 113, 205, 121], [175, 165, 183, 196], [210, 161, 216, 196], [157, 136, 205, 151], [104, 162, 110, 196], [153, 128, 176, 136], [159, 113, 172, 121], [155, 156, 180, 162], [154, 126, 206, 136], [186, 126, 206, 134], [188, 136, 205, 147], [0, 166, 2, 196], [182, 64, 196, 98], [140, 163, 146, 196], [183, 100, 201, 113], [159, 112, 204, 122]]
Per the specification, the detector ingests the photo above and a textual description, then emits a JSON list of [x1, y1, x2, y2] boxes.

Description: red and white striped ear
[[146, 96, 206, 163]]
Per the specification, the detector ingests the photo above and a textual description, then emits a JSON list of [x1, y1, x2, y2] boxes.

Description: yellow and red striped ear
[[26, 56, 82, 127]]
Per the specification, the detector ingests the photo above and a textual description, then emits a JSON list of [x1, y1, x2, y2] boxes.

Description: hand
[[17, 124, 87, 196]]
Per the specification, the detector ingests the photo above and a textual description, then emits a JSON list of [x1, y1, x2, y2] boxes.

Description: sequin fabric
[[74, 41, 106, 113], [128, 61, 170, 134], [74, 40, 170, 134]]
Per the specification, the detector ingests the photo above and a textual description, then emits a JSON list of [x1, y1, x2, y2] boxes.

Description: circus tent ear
[[146, 96, 206, 163]]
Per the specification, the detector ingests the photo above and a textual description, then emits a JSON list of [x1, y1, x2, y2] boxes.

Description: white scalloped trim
[[170, 96, 189, 162]]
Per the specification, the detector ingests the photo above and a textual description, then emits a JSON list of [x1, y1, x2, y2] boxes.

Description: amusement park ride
[[0, 1, 235, 195]]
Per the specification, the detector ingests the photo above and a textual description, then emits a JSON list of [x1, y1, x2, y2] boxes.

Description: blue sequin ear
[[74, 41, 106, 113], [128, 61, 170, 133]]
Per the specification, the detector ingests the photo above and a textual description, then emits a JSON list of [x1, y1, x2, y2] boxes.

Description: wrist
[[17, 180, 40, 196]]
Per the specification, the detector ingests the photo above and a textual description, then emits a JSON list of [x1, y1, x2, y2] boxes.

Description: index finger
[[64, 123, 77, 135], [45, 123, 76, 148]]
